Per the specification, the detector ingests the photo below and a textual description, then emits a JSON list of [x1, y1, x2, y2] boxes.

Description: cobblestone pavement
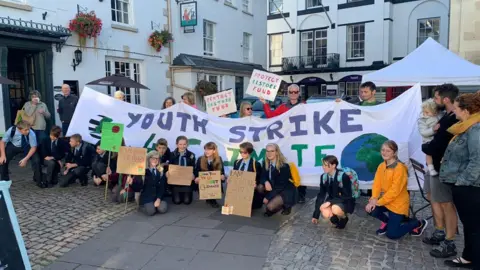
[[263, 194, 464, 270], [8, 164, 136, 269]]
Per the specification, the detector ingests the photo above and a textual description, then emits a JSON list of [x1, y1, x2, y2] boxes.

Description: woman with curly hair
[[194, 142, 225, 208]]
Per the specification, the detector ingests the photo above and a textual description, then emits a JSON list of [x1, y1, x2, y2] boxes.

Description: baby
[[417, 99, 441, 175]]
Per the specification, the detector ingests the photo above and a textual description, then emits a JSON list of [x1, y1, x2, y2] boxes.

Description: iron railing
[[0, 16, 71, 37], [281, 53, 340, 72]]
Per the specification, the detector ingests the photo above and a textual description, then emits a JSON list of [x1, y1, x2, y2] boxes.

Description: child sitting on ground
[[417, 99, 441, 175], [312, 155, 355, 229]]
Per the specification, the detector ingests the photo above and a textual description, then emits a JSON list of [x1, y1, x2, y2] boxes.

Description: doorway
[[7, 49, 39, 126]]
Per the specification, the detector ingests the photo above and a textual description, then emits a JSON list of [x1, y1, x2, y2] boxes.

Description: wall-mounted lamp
[[329, 73, 333, 81], [72, 49, 82, 71]]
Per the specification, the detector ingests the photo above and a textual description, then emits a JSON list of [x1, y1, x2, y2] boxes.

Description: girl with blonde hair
[[239, 101, 253, 118], [182, 92, 197, 109], [262, 143, 296, 217], [194, 142, 225, 208]]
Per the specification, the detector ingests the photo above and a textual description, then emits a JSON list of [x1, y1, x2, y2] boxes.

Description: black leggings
[[172, 191, 192, 205], [258, 184, 287, 214]]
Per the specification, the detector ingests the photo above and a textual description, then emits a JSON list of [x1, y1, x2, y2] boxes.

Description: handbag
[[15, 108, 36, 126]]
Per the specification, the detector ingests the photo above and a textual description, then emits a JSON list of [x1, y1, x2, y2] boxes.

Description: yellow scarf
[[447, 113, 480, 143]]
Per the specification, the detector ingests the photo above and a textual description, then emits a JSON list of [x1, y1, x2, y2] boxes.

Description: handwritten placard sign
[[224, 170, 256, 217], [116, 146, 147, 175], [199, 171, 222, 200], [204, 89, 237, 116], [167, 165, 194, 186], [100, 122, 124, 152], [246, 69, 282, 102]]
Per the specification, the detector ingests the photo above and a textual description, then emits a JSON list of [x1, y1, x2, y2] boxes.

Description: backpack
[[289, 162, 301, 188], [321, 167, 360, 199]]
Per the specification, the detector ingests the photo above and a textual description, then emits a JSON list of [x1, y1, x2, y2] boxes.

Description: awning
[[172, 53, 266, 73]]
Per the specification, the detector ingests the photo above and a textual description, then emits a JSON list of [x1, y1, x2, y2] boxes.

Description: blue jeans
[[369, 206, 420, 239]]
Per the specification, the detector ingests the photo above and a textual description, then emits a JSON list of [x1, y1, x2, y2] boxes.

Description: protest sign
[[246, 69, 282, 101], [167, 165, 194, 186], [116, 146, 147, 175], [68, 84, 425, 190], [224, 170, 256, 217], [100, 122, 124, 152], [198, 171, 222, 200], [204, 89, 237, 116]]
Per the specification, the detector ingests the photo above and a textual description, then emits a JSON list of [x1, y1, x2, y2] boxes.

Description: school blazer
[[40, 137, 68, 161], [233, 159, 262, 185]]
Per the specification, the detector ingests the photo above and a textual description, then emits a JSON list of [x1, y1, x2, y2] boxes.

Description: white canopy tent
[[362, 38, 480, 86]]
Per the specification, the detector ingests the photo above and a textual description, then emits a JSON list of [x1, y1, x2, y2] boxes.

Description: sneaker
[[423, 230, 446, 245], [336, 216, 349, 229], [430, 240, 457, 258], [429, 168, 438, 176], [376, 222, 388, 235], [444, 257, 474, 269], [411, 219, 428, 236]]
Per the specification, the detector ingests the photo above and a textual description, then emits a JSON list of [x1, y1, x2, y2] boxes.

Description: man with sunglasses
[[260, 84, 308, 203]]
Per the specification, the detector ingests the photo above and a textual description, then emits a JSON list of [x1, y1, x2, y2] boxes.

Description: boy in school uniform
[[0, 120, 42, 186], [91, 141, 117, 186], [40, 126, 68, 187], [61, 134, 94, 187]]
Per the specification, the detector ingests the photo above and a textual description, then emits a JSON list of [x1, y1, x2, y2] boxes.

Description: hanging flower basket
[[195, 80, 217, 97], [68, 11, 103, 47], [148, 30, 173, 52]]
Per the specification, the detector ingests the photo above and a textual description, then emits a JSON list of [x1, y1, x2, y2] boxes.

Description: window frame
[[306, 0, 321, 8], [111, 0, 132, 25], [242, 0, 251, 13], [203, 20, 215, 56], [417, 17, 440, 47], [243, 32, 252, 62], [269, 0, 283, 15], [346, 23, 365, 60], [269, 34, 283, 66], [300, 29, 328, 65], [104, 58, 143, 105]]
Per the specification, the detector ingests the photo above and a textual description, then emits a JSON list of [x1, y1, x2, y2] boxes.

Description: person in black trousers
[[57, 84, 78, 136], [194, 142, 225, 208], [232, 142, 264, 209], [91, 141, 117, 186], [61, 134, 93, 187], [40, 126, 68, 187], [130, 150, 168, 215], [262, 143, 296, 217], [167, 136, 196, 205]]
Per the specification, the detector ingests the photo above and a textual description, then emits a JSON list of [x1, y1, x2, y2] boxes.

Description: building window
[[346, 24, 365, 60], [269, 34, 283, 66], [242, 0, 250, 12], [300, 29, 327, 65], [269, 0, 283, 14], [346, 82, 360, 96], [105, 59, 142, 104], [203, 20, 215, 56], [306, 0, 321, 8], [197, 73, 223, 91], [111, 0, 130, 24], [417, 18, 440, 47], [243, 32, 252, 62]]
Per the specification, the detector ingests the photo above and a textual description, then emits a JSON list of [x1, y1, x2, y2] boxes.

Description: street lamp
[[72, 49, 82, 71]]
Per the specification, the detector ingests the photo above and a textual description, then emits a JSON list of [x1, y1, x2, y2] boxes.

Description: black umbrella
[[86, 74, 149, 89], [0, 76, 18, 85]]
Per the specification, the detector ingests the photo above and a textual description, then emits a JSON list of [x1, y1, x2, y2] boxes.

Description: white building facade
[[267, 0, 449, 101], [0, 0, 169, 134], [169, 0, 267, 109]]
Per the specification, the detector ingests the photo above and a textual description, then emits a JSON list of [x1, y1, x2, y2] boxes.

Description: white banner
[[68, 85, 425, 190]]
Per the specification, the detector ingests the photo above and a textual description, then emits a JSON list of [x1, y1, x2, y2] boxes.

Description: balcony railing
[[281, 54, 340, 72]]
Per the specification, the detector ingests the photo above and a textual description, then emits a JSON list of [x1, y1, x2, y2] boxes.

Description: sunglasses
[[289, 91, 299, 94], [240, 151, 248, 154], [245, 107, 252, 111]]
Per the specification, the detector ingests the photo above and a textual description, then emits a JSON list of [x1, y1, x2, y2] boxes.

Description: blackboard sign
[[0, 186, 28, 270]]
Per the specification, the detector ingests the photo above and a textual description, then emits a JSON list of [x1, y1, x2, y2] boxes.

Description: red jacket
[[263, 101, 304, 118]]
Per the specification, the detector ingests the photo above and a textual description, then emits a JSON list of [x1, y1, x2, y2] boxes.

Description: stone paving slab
[[187, 251, 267, 270], [140, 247, 198, 270], [214, 231, 272, 256]]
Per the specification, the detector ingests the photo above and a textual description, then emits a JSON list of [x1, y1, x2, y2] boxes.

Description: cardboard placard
[[198, 171, 222, 200], [100, 122, 124, 152], [204, 89, 237, 116], [116, 146, 147, 175], [246, 69, 282, 102], [167, 165, 194, 186], [224, 170, 256, 217]]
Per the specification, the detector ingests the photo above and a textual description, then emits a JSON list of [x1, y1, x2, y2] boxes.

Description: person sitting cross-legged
[[312, 155, 355, 229], [365, 140, 428, 239], [61, 134, 94, 187], [129, 150, 168, 216]]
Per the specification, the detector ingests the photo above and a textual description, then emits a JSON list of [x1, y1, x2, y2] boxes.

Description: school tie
[[240, 162, 246, 171], [51, 140, 57, 154], [269, 164, 274, 180], [180, 155, 186, 166], [151, 168, 156, 176], [21, 135, 29, 155]]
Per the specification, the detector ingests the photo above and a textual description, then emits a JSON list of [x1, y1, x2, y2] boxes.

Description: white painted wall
[[171, 0, 267, 67], [1, 0, 169, 127], [267, 0, 449, 68]]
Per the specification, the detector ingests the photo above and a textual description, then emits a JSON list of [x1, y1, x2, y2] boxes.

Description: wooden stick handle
[[104, 151, 111, 201]]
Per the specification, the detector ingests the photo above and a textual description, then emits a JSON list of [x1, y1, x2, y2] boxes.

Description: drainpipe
[[167, 0, 174, 95]]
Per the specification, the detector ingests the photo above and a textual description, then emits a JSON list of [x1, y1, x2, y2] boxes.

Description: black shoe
[[444, 258, 473, 269], [298, 197, 306, 204], [80, 181, 88, 186], [430, 240, 457, 258], [264, 210, 274, 217], [336, 216, 349, 229], [281, 207, 291, 215], [423, 230, 446, 245], [330, 215, 340, 226], [36, 181, 47, 189]]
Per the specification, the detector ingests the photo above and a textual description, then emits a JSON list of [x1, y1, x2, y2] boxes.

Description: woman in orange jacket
[[365, 140, 428, 239]]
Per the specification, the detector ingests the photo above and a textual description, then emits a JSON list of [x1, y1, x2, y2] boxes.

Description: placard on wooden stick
[[204, 89, 237, 116], [199, 171, 222, 200], [116, 146, 147, 175], [223, 170, 256, 217], [167, 165, 194, 186]]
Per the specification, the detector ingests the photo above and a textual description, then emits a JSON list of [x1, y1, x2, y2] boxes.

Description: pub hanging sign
[[180, 1, 198, 27]]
